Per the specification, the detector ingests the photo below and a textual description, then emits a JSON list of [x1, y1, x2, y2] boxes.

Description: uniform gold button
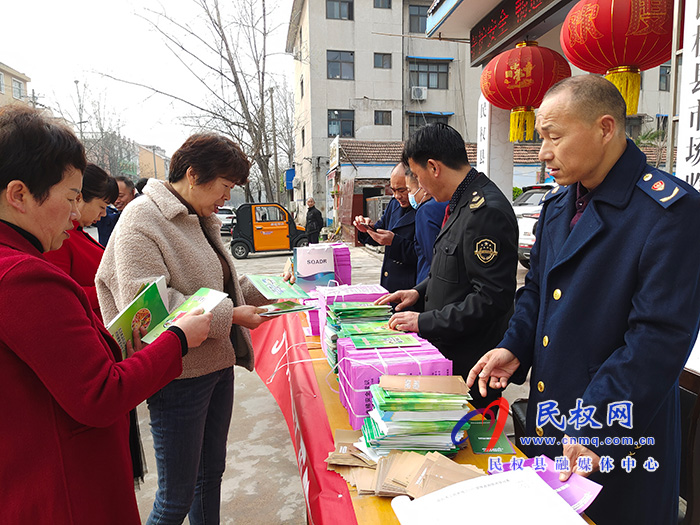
[[384, 271, 388, 277], [553, 289, 562, 300], [536, 426, 544, 437], [543, 335, 549, 347], [537, 381, 545, 393]]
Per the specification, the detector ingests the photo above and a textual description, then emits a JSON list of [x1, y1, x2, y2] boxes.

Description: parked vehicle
[[513, 184, 555, 269], [229, 202, 308, 259], [216, 206, 236, 234], [512, 184, 556, 218]]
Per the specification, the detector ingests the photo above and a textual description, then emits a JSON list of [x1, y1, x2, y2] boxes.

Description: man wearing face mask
[[406, 171, 447, 283]]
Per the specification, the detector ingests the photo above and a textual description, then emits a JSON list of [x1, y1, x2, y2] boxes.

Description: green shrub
[[512, 187, 523, 200]]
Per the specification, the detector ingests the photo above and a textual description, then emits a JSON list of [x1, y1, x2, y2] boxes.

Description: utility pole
[[269, 87, 281, 204], [152, 145, 158, 179], [74, 80, 84, 140]]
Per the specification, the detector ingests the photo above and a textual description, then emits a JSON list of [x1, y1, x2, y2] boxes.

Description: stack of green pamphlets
[[337, 321, 395, 338], [324, 302, 393, 368], [360, 378, 473, 456], [328, 302, 392, 321]]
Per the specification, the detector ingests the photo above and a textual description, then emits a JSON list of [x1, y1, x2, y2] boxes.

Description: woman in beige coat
[[96, 134, 268, 525]]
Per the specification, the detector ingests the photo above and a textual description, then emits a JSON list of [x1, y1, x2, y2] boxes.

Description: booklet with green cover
[[467, 420, 515, 455], [141, 288, 228, 345], [106, 276, 169, 359], [259, 300, 315, 317], [350, 333, 421, 349], [246, 274, 310, 300]]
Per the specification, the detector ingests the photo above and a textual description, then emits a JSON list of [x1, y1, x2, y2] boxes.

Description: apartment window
[[328, 110, 354, 137], [301, 127, 305, 147], [374, 53, 392, 69], [300, 76, 304, 98], [374, 111, 392, 125], [0, 72, 4, 93], [12, 78, 23, 100], [327, 50, 354, 80], [409, 5, 428, 33], [408, 114, 448, 136], [409, 60, 449, 89], [659, 63, 671, 92], [327, 0, 353, 20], [374, 0, 391, 7]]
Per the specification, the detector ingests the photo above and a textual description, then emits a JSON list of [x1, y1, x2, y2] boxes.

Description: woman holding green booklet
[[0, 106, 212, 524], [96, 133, 270, 525]]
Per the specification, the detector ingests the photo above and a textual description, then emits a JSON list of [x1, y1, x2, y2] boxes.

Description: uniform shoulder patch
[[469, 188, 485, 210], [637, 169, 687, 208], [474, 237, 498, 264], [542, 185, 562, 202]]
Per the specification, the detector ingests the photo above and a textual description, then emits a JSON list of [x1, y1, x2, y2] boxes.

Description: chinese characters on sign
[[676, 0, 700, 189], [536, 399, 633, 431]]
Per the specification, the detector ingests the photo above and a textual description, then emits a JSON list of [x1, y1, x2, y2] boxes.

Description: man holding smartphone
[[353, 162, 417, 293]]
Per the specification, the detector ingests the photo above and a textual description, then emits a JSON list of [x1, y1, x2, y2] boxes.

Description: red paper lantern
[[560, 0, 673, 114], [480, 41, 571, 142]]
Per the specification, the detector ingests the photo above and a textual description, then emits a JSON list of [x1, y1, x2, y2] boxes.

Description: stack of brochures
[[324, 302, 393, 368], [360, 376, 472, 456], [314, 284, 388, 361], [336, 333, 453, 429]]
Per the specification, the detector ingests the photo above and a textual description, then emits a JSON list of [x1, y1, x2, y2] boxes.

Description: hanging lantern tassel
[[510, 106, 535, 142], [605, 66, 641, 115]]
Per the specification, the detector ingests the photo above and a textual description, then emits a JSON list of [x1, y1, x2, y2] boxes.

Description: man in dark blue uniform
[[378, 124, 518, 408], [468, 75, 700, 525], [354, 163, 417, 293]]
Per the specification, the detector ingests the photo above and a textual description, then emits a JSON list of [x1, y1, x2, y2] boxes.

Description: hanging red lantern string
[[560, 0, 673, 115], [480, 41, 571, 142]]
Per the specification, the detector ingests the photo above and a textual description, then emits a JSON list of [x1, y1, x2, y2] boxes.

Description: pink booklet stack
[[336, 334, 453, 429], [328, 243, 351, 285]]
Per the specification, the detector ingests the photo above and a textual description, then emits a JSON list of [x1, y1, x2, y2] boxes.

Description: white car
[[215, 206, 236, 234], [513, 184, 555, 268]]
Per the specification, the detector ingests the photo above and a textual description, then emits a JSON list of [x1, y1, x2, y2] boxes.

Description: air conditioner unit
[[411, 86, 428, 101]]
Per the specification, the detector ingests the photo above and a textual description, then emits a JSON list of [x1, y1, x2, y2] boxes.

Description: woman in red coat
[[0, 106, 212, 524], [45, 163, 118, 318]]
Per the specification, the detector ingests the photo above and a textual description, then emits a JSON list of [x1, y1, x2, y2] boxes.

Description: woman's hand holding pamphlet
[[106, 276, 228, 357]]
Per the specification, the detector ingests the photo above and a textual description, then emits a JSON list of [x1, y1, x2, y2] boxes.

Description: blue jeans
[[146, 367, 234, 525]]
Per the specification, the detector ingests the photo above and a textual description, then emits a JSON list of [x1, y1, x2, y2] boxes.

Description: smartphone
[[365, 223, 376, 232]]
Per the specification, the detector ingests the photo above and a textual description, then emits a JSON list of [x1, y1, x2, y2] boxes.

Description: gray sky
[[4, 0, 293, 155]]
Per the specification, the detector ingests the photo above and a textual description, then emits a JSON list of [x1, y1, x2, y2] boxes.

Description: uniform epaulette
[[468, 187, 485, 210], [542, 185, 562, 202], [637, 168, 687, 209]]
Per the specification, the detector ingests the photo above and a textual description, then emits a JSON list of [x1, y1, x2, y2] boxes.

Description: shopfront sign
[[677, 0, 700, 190]]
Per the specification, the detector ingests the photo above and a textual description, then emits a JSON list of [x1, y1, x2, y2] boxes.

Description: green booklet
[[106, 276, 169, 359], [142, 288, 228, 345], [350, 333, 420, 349], [467, 420, 515, 455], [338, 321, 395, 337], [246, 274, 310, 300], [259, 300, 314, 317]]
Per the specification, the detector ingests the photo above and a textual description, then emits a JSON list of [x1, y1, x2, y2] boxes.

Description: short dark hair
[[0, 105, 86, 203], [82, 163, 118, 204], [544, 75, 627, 127], [115, 176, 135, 192], [135, 177, 149, 193], [402, 123, 470, 170], [169, 134, 250, 186]]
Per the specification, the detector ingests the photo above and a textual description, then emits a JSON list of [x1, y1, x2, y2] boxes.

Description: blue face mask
[[408, 191, 419, 209]]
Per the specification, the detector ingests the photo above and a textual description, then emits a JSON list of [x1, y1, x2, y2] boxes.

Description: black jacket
[[305, 206, 323, 234], [358, 198, 417, 293], [415, 174, 518, 396]]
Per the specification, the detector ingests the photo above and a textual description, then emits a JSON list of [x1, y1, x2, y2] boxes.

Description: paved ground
[[133, 238, 529, 524]]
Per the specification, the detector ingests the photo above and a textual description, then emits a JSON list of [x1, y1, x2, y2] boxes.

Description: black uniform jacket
[[415, 173, 518, 397]]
